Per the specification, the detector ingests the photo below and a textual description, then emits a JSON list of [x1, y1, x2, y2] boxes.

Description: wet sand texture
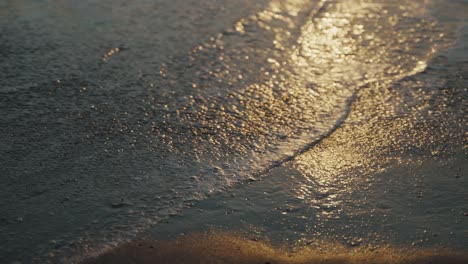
[[81, 233, 468, 264]]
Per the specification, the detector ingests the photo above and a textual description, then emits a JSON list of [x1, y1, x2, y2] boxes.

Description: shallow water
[[0, 0, 467, 263]]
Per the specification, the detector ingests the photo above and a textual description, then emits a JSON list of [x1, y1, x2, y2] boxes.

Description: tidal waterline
[[1, 0, 467, 263], [81, 233, 468, 264]]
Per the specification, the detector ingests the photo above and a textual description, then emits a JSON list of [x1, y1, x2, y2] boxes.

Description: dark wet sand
[[81, 232, 468, 264]]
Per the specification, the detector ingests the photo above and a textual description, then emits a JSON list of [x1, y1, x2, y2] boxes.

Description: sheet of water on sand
[[0, 0, 466, 262]]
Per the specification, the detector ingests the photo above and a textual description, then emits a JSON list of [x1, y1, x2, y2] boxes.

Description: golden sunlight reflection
[[3, 0, 466, 262], [142, 0, 448, 193], [291, 66, 464, 215], [280, 0, 451, 212]]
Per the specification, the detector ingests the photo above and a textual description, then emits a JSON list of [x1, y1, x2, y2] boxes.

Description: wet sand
[[1, 0, 467, 263], [80, 6, 468, 263], [81, 233, 468, 264]]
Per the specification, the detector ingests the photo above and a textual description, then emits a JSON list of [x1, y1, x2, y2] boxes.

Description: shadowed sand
[[81, 232, 468, 264]]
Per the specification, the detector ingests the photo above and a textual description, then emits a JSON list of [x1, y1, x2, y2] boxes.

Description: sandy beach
[[80, 233, 468, 264]]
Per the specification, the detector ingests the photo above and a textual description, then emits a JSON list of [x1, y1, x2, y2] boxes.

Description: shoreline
[[1, 1, 466, 263], [81, 232, 468, 264], [80, 2, 467, 263], [80, 7, 468, 263]]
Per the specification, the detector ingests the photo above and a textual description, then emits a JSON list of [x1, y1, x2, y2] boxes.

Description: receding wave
[[155, 0, 448, 190], [57, 0, 450, 259], [0, 0, 455, 262]]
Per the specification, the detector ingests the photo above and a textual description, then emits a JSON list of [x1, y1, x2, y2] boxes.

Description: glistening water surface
[[0, 0, 466, 263]]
